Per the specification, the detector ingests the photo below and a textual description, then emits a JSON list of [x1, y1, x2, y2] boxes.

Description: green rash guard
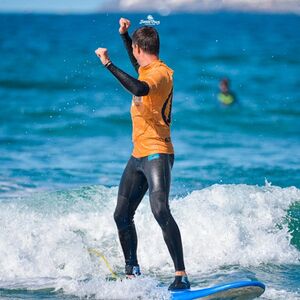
[[218, 92, 235, 105]]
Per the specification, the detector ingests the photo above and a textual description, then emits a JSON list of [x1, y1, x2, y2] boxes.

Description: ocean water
[[0, 12, 299, 299]]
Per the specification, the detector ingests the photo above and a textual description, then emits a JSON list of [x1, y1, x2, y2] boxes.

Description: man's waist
[[132, 142, 174, 158], [133, 134, 172, 144]]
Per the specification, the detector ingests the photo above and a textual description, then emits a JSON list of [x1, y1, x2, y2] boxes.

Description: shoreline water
[[0, 183, 299, 299]]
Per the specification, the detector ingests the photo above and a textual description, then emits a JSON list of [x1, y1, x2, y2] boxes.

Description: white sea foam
[[263, 287, 300, 300], [0, 184, 299, 299]]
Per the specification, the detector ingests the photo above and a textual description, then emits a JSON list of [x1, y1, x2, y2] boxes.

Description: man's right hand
[[119, 18, 131, 34], [95, 48, 110, 66]]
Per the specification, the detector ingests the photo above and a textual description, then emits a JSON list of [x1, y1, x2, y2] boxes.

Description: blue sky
[[0, 0, 104, 13]]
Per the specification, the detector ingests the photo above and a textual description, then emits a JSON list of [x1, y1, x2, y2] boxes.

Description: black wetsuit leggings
[[114, 153, 185, 272]]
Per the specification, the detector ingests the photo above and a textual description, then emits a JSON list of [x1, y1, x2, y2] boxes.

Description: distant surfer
[[218, 78, 236, 105], [95, 18, 190, 290]]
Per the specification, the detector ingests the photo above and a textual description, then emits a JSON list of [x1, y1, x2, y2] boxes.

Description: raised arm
[[106, 62, 148, 96], [95, 48, 149, 97], [119, 18, 139, 73]]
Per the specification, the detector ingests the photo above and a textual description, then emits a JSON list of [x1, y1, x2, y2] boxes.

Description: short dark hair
[[221, 78, 229, 86], [132, 26, 160, 55]]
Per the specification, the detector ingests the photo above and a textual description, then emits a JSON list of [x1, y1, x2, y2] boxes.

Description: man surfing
[[95, 17, 190, 291]]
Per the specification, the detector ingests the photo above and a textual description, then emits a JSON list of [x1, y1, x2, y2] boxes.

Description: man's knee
[[114, 195, 130, 229], [150, 191, 171, 228], [113, 209, 123, 227]]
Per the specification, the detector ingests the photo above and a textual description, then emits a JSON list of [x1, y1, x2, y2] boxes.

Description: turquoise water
[[0, 13, 299, 299]]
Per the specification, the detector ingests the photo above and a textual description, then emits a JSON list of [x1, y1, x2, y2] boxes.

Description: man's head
[[132, 26, 160, 59], [220, 78, 229, 93]]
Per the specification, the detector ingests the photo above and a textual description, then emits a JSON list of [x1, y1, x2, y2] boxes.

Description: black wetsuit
[[114, 154, 185, 272], [105, 32, 185, 273]]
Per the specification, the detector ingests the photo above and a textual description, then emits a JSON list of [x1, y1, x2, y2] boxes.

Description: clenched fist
[[95, 48, 110, 66], [119, 18, 131, 34]]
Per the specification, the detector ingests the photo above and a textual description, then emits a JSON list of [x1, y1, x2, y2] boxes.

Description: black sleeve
[[120, 32, 139, 73], [106, 62, 149, 97]]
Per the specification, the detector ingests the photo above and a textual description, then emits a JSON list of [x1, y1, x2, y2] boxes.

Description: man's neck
[[138, 54, 159, 67]]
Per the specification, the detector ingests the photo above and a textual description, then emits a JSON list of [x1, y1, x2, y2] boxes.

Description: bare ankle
[[175, 270, 187, 276]]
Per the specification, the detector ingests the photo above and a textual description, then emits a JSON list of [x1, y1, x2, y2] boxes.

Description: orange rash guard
[[131, 60, 174, 158]]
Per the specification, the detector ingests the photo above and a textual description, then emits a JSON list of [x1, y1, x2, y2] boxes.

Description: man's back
[[131, 60, 174, 157]]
